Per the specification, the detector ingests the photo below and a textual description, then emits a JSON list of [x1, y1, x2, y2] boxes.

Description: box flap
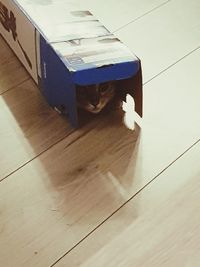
[[52, 36, 138, 70]]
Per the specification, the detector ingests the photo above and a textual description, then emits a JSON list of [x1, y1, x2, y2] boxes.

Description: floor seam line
[[0, 130, 74, 183], [112, 0, 171, 33], [0, 125, 96, 183], [0, 77, 30, 96], [144, 46, 200, 85]]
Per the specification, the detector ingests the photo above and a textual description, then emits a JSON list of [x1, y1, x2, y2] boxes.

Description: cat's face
[[76, 82, 115, 114]]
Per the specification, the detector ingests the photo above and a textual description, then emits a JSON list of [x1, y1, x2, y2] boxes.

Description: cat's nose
[[92, 101, 99, 108]]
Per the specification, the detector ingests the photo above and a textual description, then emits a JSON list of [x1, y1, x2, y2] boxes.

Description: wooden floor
[[0, 0, 200, 266]]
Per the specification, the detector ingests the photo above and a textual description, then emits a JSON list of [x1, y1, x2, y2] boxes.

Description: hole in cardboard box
[[75, 80, 122, 115]]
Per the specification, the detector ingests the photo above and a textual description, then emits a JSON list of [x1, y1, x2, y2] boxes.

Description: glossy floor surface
[[0, 0, 200, 266]]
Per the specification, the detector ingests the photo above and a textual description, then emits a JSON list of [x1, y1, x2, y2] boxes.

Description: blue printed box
[[0, 0, 143, 127]]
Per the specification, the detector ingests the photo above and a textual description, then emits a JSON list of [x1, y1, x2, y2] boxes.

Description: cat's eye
[[99, 84, 108, 93]]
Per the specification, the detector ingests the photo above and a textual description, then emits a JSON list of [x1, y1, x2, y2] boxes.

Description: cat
[[76, 81, 116, 114]]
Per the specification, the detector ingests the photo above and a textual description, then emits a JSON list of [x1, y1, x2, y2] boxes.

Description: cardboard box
[[0, 0, 143, 127]]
